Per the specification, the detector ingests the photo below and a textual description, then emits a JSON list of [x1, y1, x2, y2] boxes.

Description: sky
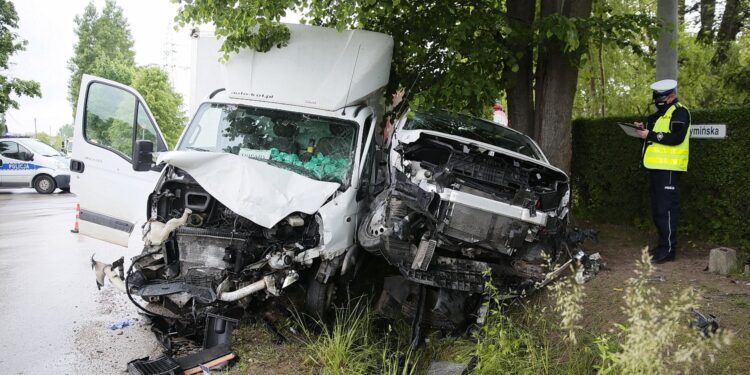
[[5, 0, 193, 136]]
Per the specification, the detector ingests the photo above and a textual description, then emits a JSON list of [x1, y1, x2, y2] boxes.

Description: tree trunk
[[534, 0, 592, 173], [697, 0, 716, 42], [712, 0, 746, 64], [504, 0, 536, 137], [656, 0, 678, 80]]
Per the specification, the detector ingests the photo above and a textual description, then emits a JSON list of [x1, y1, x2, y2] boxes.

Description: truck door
[[70, 75, 169, 246], [0, 140, 37, 187]]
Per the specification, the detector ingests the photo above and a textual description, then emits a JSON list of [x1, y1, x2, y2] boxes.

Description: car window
[[0, 141, 21, 159], [136, 103, 161, 148], [404, 111, 544, 160], [84, 82, 138, 159]]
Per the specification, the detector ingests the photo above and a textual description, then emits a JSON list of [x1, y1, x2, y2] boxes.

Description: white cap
[[650, 79, 677, 94]]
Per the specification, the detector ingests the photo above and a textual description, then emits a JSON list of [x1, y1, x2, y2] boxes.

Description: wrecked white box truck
[[71, 24, 393, 325]]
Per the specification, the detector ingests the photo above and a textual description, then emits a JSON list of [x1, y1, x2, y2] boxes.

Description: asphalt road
[[0, 189, 160, 374]]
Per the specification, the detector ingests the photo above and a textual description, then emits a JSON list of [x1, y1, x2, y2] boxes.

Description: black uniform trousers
[[649, 169, 681, 258]]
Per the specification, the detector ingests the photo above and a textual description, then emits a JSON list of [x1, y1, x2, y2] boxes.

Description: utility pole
[[656, 0, 678, 80]]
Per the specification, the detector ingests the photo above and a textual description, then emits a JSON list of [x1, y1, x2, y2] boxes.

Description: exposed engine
[[361, 134, 589, 331], [127, 165, 321, 326]]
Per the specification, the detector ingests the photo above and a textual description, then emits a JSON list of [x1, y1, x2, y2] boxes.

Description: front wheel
[[34, 175, 56, 194], [304, 262, 337, 322]]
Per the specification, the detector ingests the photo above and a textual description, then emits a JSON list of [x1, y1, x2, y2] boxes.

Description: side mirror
[[133, 140, 154, 171], [24, 152, 34, 162]]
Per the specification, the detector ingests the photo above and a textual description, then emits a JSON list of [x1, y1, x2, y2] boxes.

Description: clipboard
[[617, 122, 643, 138]]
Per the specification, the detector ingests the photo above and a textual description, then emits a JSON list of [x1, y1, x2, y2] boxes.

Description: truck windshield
[[178, 103, 357, 184], [405, 111, 544, 160], [24, 139, 62, 157]]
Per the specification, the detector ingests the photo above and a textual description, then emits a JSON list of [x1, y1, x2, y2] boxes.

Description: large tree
[[0, 0, 40, 115], [175, 0, 655, 172], [68, 0, 135, 112]]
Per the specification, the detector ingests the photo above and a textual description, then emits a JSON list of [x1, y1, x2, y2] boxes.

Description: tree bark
[[656, 0, 678, 80], [697, 0, 716, 42], [503, 0, 536, 138], [534, 0, 592, 173], [712, 0, 746, 64]]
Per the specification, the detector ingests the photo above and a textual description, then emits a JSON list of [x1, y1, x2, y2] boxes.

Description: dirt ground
[[226, 223, 750, 374], [576, 223, 750, 374]]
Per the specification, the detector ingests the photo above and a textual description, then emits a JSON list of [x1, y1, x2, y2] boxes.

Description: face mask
[[654, 100, 669, 110]]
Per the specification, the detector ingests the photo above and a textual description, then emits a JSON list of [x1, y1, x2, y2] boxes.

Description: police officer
[[635, 79, 691, 263]]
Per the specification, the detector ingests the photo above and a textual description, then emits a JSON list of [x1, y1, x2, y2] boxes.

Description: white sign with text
[[691, 124, 726, 139]]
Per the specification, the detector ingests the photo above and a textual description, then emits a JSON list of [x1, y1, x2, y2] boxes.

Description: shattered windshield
[[178, 103, 357, 184], [404, 111, 544, 160]]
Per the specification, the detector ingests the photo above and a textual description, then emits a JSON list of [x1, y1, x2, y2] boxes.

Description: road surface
[[0, 189, 160, 374]]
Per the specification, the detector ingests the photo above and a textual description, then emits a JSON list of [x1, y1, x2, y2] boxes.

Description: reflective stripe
[[643, 104, 690, 172]]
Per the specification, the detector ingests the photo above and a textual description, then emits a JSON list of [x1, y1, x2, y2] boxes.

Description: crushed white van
[[71, 24, 393, 327]]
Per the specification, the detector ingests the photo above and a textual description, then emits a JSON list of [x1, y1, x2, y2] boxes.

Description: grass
[[228, 247, 738, 375]]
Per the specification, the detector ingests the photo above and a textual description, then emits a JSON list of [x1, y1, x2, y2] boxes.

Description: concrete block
[[708, 247, 737, 275]]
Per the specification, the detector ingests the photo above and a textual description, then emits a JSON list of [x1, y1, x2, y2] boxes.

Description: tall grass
[[295, 300, 419, 375]]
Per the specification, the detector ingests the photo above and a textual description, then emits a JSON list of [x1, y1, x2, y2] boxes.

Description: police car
[[0, 136, 70, 194]]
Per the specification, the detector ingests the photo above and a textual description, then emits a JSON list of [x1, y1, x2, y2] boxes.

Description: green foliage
[[575, 2, 750, 119], [131, 66, 186, 149], [68, 0, 135, 112], [572, 106, 750, 247], [0, 0, 41, 114]]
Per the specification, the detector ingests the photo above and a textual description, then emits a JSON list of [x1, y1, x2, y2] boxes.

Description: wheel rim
[[38, 179, 51, 191]]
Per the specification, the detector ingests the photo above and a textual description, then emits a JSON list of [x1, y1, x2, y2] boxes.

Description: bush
[[572, 106, 750, 247]]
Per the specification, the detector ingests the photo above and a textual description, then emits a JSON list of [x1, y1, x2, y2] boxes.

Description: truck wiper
[[185, 146, 210, 152]]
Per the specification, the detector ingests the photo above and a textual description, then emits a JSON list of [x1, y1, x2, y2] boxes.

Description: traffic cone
[[71, 203, 80, 233]]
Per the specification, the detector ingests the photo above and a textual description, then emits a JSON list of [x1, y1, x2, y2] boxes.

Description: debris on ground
[[648, 275, 667, 283], [575, 252, 605, 284], [689, 309, 719, 337], [126, 313, 239, 374], [109, 319, 131, 330]]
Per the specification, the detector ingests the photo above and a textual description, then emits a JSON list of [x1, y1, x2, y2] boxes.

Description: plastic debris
[[110, 319, 131, 330], [689, 309, 719, 337], [269, 148, 350, 181]]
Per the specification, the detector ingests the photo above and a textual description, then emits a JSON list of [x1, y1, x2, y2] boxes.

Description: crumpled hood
[[158, 151, 340, 229]]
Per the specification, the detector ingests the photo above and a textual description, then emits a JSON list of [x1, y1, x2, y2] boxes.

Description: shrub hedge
[[571, 106, 750, 248]]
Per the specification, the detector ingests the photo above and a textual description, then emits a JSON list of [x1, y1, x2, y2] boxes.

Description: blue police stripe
[[0, 163, 44, 170]]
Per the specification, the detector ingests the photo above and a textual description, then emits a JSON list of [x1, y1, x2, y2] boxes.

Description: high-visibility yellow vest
[[643, 104, 690, 171]]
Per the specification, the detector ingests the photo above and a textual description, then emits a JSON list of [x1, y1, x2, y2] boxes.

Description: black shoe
[[652, 251, 676, 264]]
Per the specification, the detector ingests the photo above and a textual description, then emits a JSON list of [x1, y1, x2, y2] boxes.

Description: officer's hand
[[636, 128, 649, 139], [634, 122, 644, 129]]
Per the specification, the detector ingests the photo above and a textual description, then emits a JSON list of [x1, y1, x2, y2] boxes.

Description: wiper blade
[[185, 146, 210, 152]]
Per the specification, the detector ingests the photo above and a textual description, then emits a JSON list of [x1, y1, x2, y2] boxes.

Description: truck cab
[[71, 24, 393, 321]]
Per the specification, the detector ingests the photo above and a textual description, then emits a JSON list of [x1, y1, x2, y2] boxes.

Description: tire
[[304, 262, 337, 322], [33, 175, 56, 194], [357, 196, 388, 255]]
